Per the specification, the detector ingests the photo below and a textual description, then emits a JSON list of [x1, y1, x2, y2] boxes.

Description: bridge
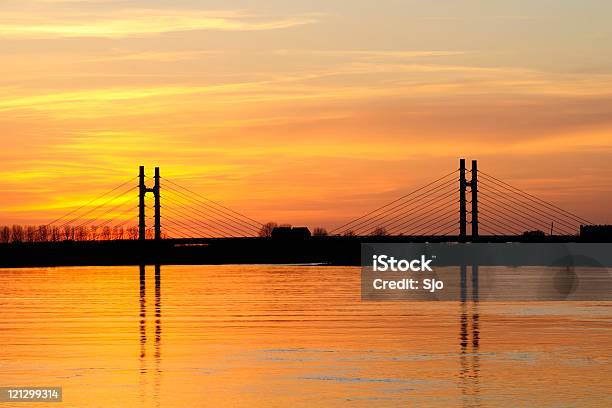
[[0, 158, 605, 267]]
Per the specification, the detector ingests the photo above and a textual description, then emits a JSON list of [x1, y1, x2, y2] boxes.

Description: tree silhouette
[[313, 227, 328, 236], [0, 224, 140, 242], [258, 222, 278, 237], [371, 226, 388, 236]]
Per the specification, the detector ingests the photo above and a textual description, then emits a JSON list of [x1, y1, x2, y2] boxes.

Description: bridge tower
[[138, 166, 161, 240], [470, 160, 478, 239], [459, 158, 479, 241], [459, 159, 467, 241]]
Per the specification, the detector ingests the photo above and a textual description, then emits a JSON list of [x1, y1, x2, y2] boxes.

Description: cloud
[[88, 50, 225, 62], [2, 59, 612, 123], [0, 8, 318, 39], [273, 50, 467, 59]]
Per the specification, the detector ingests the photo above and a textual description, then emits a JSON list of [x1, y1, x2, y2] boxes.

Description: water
[[0, 265, 610, 407]]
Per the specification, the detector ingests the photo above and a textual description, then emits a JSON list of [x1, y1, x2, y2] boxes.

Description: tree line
[[0, 224, 153, 243], [1, 222, 390, 243], [256, 222, 389, 237], [257, 222, 331, 237]]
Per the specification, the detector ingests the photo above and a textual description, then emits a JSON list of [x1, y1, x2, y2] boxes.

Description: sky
[[1, 0, 611, 229]]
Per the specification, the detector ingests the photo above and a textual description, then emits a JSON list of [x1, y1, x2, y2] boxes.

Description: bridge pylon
[[470, 160, 478, 239], [459, 158, 479, 242], [138, 166, 161, 240], [459, 159, 467, 241]]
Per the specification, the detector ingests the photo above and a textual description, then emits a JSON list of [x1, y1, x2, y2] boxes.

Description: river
[[0, 265, 610, 407]]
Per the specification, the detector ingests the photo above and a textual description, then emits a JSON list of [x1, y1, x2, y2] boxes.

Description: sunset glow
[[2, 0, 611, 228]]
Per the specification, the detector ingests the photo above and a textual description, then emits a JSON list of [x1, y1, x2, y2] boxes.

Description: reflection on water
[[0, 265, 610, 407], [459, 265, 480, 407], [139, 265, 146, 404], [154, 265, 161, 408], [139, 265, 162, 408]]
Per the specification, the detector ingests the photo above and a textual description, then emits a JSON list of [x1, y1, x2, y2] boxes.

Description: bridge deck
[[1, 235, 607, 268]]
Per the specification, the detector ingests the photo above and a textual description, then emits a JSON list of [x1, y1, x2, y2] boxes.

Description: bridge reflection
[[460, 264, 481, 407], [138, 265, 162, 407]]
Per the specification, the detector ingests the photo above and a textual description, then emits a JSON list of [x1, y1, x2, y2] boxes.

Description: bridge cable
[[479, 171, 592, 225], [161, 193, 252, 237], [158, 213, 203, 238], [161, 191, 253, 236], [478, 181, 578, 233], [424, 218, 460, 236], [161, 186, 259, 236], [334, 175, 458, 235], [161, 177, 262, 229], [162, 219, 203, 239], [161, 223, 194, 239], [479, 215, 520, 236], [476, 203, 525, 235], [477, 195, 571, 235], [381, 187, 458, 235], [329, 169, 458, 234], [46, 176, 138, 227], [161, 202, 232, 238], [403, 207, 458, 236], [384, 194, 457, 235], [73, 192, 138, 230], [478, 181, 578, 231], [351, 179, 457, 235], [57, 185, 137, 229], [95, 204, 138, 230]]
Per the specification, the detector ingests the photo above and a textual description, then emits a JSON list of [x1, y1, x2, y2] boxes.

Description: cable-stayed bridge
[[26, 159, 592, 241], [0, 158, 606, 267]]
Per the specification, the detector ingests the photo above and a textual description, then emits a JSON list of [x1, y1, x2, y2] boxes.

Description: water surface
[[0, 265, 610, 407]]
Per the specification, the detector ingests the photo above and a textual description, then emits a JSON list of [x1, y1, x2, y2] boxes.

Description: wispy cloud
[[273, 50, 466, 58], [2, 60, 612, 119], [88, 50, 225, 62], [421, 15, 536, 22], [0, 8, 318, 39]]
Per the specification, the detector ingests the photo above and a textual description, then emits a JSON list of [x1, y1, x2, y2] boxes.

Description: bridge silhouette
[[0, 158, 604, 267], [40, 158, 592, 240]]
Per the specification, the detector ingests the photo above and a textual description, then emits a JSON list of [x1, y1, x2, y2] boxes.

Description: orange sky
[[1, 0, 611, 229]]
